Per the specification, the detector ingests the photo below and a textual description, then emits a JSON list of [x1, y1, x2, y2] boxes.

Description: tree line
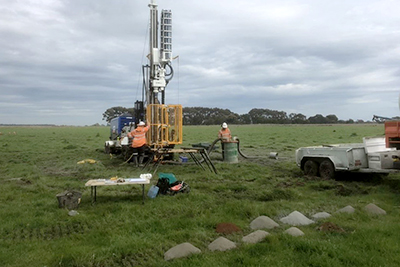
[[103, 106, 367, 125]]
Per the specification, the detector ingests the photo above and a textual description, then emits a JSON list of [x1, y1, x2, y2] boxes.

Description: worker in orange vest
[[218, 122, 232, 161], [128, 121, 149, 166], [218, 122, 231, 142]]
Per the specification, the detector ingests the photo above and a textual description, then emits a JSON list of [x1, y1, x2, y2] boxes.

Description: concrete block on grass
[[365, 203, 386, 215], [208, 237, 236, 252], [336, 205, 355, 214], [280, 211, 314, 226], [242, 230, 270, 244], [312, 212, 331, 220], [284, 227, 305, 237], [250, 215, 279, 230], [164, 242, 201, 261]]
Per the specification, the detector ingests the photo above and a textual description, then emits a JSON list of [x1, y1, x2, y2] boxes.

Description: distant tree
[[102, 106, 134, 124], [183, 107, 207, 125], [238, 113, 252, 124], [182, 107, 239, 125], [289, 113, 307, 124], [248, 108, 289, 124], [225, 112, 240, 124], [308, 114, 328, 124], [326, 114, 339, 123]]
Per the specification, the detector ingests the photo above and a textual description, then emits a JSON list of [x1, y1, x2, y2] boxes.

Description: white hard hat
[[222, 122, 228, 129], [138, 121, 145, 126]]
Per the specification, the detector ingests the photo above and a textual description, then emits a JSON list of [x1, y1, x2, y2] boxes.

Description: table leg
[[189, 152, 206, 170], [142, 184, 145, 205], [143, 153, 154, 169], [94, 186, 97, 203], [201, 150, 218, 174], [90, 186, 94, 205]]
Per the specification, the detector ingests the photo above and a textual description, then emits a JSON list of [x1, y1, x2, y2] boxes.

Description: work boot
[[133, 156, 139, 167]]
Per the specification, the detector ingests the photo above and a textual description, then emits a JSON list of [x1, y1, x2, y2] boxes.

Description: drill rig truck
[[104, 0, 182, 160]]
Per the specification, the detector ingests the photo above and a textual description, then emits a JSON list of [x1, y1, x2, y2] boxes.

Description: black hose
[[207, 138, 222, 154], [236, 138, 259, 159], [165, 63, 174, 83]]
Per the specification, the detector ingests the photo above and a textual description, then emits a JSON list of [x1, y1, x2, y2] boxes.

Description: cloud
[[0, 0, 400, 125]]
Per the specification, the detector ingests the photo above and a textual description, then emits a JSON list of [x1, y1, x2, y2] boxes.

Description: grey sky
[[1, 0, 399, 125]]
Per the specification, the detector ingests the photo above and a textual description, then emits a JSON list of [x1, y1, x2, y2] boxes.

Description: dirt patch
[[17, 178, 32, 185], [42, 166, 78, 178], [317, 222, 345, 233], [215, 223, 242, 235], [1, 221, 89, 241], [259, 188, 297, 202], [276, 181, 305, 188], [335, 183, 369, 196], [309, 182, 337, 191], [1, 178, 32, 185]]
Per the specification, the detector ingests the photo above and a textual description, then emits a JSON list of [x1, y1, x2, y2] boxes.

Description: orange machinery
[[385, 121, 400, 149]]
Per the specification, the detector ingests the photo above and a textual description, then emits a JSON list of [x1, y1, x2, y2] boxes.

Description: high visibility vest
[[128, 126, 149, 148], [218, 128, 231, 141]]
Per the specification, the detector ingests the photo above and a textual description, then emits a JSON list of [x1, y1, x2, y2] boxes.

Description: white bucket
[[269, 152, 278, 159]]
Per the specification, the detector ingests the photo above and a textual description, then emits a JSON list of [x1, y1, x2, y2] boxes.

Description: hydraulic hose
[[120, 152, 135, 165], [165, 63, 174, 83], [235, 138, 259, 159], [207, 138, 222, 155]]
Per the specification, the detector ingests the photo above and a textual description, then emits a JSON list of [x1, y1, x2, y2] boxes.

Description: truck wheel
[[319, 160, 335, 179], [304, 160, 319, 176]]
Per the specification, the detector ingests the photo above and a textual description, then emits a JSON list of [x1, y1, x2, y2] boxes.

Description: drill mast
[[141, 0, 182, 148]]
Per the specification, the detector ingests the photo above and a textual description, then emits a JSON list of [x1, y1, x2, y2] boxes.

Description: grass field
[[1, 124, 400, 266]]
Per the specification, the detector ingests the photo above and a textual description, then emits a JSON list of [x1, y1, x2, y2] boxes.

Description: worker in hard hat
[[128, 121, 149, 166], [218, 122, 232, 161], [218, 122, 232, 142]]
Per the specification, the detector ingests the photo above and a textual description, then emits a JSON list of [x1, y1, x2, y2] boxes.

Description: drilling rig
[[105, 0, 182, 158]]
